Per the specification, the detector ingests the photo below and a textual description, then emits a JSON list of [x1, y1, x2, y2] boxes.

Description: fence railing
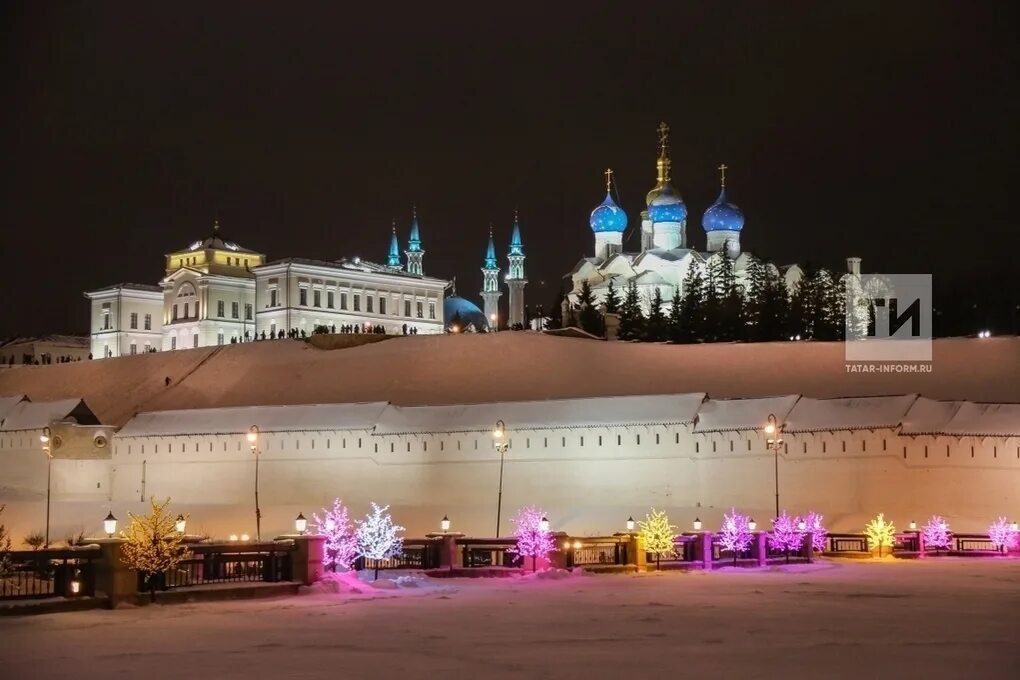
[[352, 539, 442, 572], [826, 533, 870, 553], [458, 538, 518, 568], [1, 546, 100, 601], [953, 533, 997, 552], [139, 542, 294, 592], [563, 536, 630, 568]]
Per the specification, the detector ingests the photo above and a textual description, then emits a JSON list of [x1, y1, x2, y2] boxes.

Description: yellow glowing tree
[[864, 513, 897, 557], [638, 508, 677, 570], [121, 498, 188, 601]]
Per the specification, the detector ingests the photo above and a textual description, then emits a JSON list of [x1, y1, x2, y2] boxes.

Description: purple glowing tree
[[356, 503, 405, 579], [803, 511, 828, 553], [509, 506, 557, 572], [988, 517, 1018, 553], [921, 515, 952, 554], [768, 511, 804, 563], [719, 509, 754, 566], [313, 498, 359, 571]]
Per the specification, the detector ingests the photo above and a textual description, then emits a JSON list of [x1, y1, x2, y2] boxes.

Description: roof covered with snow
[[784, 394, 919, 433], [373, 394, 706, 434], [0, 394, 27, 422], [117, 402, 389, 437], [0, 398, 99, 431], [926, 402, 1020, 438], [693, 395, 800, 433], [900, 397, 963, 435]]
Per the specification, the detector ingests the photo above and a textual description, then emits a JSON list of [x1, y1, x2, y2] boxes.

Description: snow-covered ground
[[1, 559, 1017, 679]]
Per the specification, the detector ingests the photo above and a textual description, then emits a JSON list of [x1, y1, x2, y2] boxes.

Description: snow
[[0, 394, 26, 422], [373, 393, 704, 435], [117, 402, 388, 437], [0, 559, 1017, 679], [935, 401, 1020, 437], [0, 334, 1017, 428], [693, 395, 799, 432], [900, 396, 963, 435], [0, 398, 91, 431], [783, 394, 919, 433]]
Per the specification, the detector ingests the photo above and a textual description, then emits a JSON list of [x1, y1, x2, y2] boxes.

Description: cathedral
[[84, 212, 450, 358], [564, 122, 861, 315]]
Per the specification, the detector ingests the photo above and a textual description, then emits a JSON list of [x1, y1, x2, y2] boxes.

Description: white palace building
[[84, 216, 449, 358]]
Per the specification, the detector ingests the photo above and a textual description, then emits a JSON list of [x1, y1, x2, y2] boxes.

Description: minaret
[[405, 206, 424, 275], [506, 211, 527, 328], [481, 226, 502, 330], [386, 219, 402, 269]]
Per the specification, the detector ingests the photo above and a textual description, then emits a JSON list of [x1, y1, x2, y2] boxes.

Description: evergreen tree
[[744, 256, 768, 340], [677, 265, 707, 342], [618, 281, 645, 340], [810, 268, 840, 340], [121, 498, 188, 602], [604, 278, 620, 314], [644, 288, 667, 341], [668, 288, 683, 343], [757, 264, 790, 342], [576, 280, 605, 337]]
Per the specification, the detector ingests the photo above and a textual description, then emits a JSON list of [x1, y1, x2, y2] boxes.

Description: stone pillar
[[94, 538, 138, 608], [754, 532, 768, 567], [426, 532, 463, 570], [693, 532, 714, 569], [916, 530, 926, 557], [290, 535, 326, 585], [800, 532, 814, 562], [632, 534, 647, 570]]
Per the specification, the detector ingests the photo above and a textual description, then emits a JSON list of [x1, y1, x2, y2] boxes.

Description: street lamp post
[[493, 420, 510, 537], [764, 413, 784, 520], [247, 425, 261, 541], [40, 427, 52, 547]]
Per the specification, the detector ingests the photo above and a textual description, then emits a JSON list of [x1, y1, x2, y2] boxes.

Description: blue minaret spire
[[405, 205, 424, 275], [387, 219, 402, 268], [481, 224, 502, 330], [506, 210, 527, 328]]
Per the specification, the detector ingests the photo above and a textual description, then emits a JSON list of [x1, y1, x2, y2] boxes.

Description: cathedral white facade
[[85, 215, 449, 358], [565, 122, 858, 315]]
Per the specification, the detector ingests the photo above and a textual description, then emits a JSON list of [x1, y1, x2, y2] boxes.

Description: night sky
[[3, 2, 1017, 338]]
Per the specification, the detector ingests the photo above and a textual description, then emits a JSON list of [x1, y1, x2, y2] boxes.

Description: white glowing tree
[[987, 517, 1018, 553], [313, 498, 359, 571], [638, 508, 677, 570], [803, 511, 828, 553], [719, 509, 754, 565], [921, 515, 952, 554], [864, 513, 897, 557], [509, 506, 557, 572], [356, 503, 405, 579]]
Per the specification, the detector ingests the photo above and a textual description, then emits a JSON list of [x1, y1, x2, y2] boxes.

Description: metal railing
[[1, 547, 100, 601], [353, 540, 441, 572], [564, 537, 630, 568], [953, 533, 997, 552], [826, 533, 870, 553], [140, 542, 293, 591], [458, 538, 518, 568]]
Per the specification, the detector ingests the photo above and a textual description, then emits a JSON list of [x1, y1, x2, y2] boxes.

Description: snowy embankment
[[0, 334, 1016, 427]]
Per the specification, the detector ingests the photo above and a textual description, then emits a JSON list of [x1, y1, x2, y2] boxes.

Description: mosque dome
[[590, 192, 628, 233], [702, 187, 744, 232], [444, 296, 488, 331]]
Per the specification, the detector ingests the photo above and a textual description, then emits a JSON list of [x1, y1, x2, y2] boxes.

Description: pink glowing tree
[[313, 498, 359, 572], [803, 511, 828, 553], [768, 511, 804, 563], [719, 509, 754, 565], [988, 517, 1018, 553], [921, 515, 952, 554], [509, 506, 557, 572]]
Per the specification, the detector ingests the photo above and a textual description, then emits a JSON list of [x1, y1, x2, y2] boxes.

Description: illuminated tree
[[121, 498, 188, 602], [313, 498, 359, 571], [864, 513, 897, 557], [356, 503, 405, 580], [921, 515, 952, 554], [638, 508, 677, 570], [768, 511, 804, 563], [719, 509, 754, 565], [803, 511, 828, 552], [987, 517, 1018, 553], [509, 506, 557, 572]]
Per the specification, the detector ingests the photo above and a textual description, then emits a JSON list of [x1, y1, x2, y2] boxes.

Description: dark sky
[[3, 1, 1017, 337]]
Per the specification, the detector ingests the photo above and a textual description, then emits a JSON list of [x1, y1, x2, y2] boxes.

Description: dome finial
[[655, 122, 671, 183], [605, 167, 614, 193], [213, 218, 220, 234], [718, 163, 728, 188], [412, 203, 417, 219]]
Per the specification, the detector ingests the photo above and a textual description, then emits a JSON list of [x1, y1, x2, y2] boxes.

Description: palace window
[[416, 301, 423, 318], [102, 303, 111, 329], [313, 290, 321, 308], [299, 289, 308, 306], [231, 301, 239, 319], [270, 289, 278, 307], [129, 343, 137, 355], [245, 303, 252, 320], [144, 313, 152, 330], [404, 300, 411, 317], [429, 301, 436, 319], [217, 300, 225, 317], [184, 302, 190, 318], [172, 304, 178, 321], [366, 296, 374, 313], [354, 295, 361, 312], [379, 297, 387, 315], [340, 292, 348, 310], [130, 312, 138, 329], [327, 291, 335, 309]]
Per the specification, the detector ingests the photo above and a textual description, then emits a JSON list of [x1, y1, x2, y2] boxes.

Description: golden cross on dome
[[718, 163, 728, 187], [656, 122, 670, 156], [604, 167, 614, 192]]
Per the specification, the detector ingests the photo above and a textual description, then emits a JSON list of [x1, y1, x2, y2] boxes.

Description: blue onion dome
[[647, 183, 687, 223], [444, 295, 488, 331], [590, 192, 628, 233], [702, 187, 744, 232]]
